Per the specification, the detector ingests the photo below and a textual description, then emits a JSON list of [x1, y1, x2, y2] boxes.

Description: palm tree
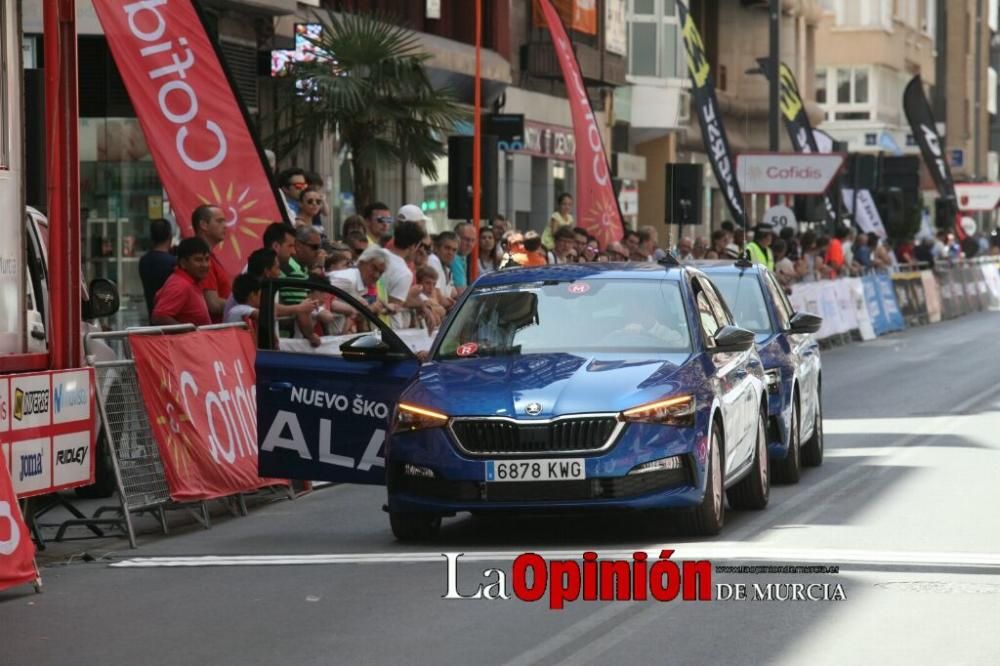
[[267, 10, 467, 211]]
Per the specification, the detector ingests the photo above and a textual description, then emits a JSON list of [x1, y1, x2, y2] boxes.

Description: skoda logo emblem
[[525, 402, 542, 416]]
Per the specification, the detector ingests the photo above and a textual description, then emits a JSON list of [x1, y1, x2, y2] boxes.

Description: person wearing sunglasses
[[277, 167, 307, 217], [296, 187, 325, 233], [362, 201, 393, 247]]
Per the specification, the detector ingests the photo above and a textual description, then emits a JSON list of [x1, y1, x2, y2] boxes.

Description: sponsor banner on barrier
[[130, 328, 282, 502], [0, 370, 96, 498], [0, 452, 36, 592], [981, 264, 1000, 309], [52, 370, 91, 425], [10, 374, 51, 431], [845, 278, 877, 341], [52, 433, 93, 488], [920, 270, 942, 323], [11, 438, 50, 496], [0, 377, 8, 433], [862, 274, 906, 336]]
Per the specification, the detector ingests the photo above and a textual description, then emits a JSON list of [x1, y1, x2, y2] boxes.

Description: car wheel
[[389, 512, 442, 542], [774, 397, 801, 484], [728, 406, 770, 510], [677, 421, 724, 537], [802, 386, 824, 467]]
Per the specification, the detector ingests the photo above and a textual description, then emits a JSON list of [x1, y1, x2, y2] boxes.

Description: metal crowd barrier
[[83, 322, 284, 548]]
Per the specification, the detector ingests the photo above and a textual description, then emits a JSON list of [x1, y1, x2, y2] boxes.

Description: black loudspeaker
[[875, 189, 905, 230], [844, 154, 878, 191], [666, 163, 702, 225], [447, 135, 499, 221], [935, 196, 957, 230], [794, 196, 829, 223], [879, 155, 920, 193]]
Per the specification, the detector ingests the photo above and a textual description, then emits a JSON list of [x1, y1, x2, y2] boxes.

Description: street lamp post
[[769, 0, 780, 152]]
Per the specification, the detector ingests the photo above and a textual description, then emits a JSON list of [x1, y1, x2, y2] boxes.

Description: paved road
[[3, 312, 1000, 665]]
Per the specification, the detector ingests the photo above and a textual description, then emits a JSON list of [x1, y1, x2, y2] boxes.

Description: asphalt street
[[2, 311, 1000, 665]]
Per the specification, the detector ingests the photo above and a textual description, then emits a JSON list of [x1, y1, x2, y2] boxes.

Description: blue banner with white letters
[[862, 275, 905, 336]]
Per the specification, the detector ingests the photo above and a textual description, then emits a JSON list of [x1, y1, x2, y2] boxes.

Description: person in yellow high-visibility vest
[[746, 223, 775, 270]]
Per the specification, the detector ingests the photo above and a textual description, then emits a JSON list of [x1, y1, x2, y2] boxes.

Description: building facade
[[623, 0, 823, 240]]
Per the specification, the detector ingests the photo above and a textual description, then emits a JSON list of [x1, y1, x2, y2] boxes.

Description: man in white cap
[[397, 203, 431, 229]]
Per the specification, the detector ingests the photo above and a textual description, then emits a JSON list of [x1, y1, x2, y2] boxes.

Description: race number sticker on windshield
[[456, 343, 479, 357], [485, 458, 586, 482], [567, 283, 590, 295]]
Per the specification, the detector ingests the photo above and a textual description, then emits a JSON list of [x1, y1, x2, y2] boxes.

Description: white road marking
[[109, 544, 1000, 570]]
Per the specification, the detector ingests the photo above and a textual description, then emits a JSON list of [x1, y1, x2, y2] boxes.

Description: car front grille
[[450, 416, 620, 456]]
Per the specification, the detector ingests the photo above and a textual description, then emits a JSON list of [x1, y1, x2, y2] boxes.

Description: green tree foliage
[[267, 10, 467, 210]]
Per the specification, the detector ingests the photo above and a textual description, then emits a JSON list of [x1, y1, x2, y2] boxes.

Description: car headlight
[[395, 403, 449, 432], [621, 395, 695, 427], [764, 369, 781, 394]]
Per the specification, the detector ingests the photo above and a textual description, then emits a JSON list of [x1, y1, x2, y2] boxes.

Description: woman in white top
[[478, 227, 499, 274]]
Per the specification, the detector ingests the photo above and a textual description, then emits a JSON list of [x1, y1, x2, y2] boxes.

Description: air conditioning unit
[[677, 90, 691, 125]]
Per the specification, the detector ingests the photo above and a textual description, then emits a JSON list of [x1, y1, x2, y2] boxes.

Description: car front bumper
[[386, 421, 708, 515]]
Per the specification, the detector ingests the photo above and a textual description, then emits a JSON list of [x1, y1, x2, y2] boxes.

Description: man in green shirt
[[280, 226, 321, 306], [747, 223, 775, 270]]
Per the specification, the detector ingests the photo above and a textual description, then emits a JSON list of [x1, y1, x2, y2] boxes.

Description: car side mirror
[[713, 325, 756, 353], [339, 333, 391, 360], [788, 311, 822, 335], [83, 278, 120, 320]]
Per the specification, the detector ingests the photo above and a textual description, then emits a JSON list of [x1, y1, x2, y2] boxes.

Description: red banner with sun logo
[[93, 0, 288, 276], [130, 328, 282, 502], [537, 0, 624, 249]]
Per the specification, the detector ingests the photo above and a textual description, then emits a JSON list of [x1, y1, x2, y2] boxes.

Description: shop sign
[[517, 122, 576, 161]]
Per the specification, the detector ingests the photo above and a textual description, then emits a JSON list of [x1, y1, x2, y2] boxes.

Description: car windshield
[[709, 273, 773, 335], [435, 279, 692, 359]]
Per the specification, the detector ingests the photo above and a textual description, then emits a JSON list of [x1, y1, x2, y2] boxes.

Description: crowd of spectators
[[138, 177, 1000, 340]]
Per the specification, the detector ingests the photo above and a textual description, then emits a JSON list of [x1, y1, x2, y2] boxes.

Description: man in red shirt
[[192, 204, 230, 322], [151, 238, 212, 326]]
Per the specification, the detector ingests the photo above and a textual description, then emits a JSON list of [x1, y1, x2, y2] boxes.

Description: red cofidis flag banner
[[92, 0, 289, 275], [537, 0, 625, 249]]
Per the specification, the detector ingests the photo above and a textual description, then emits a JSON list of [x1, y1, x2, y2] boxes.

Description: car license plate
[[485, 459, 585, 482]]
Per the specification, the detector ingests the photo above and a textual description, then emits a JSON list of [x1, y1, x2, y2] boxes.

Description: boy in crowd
[[226, 273, 261, 325]]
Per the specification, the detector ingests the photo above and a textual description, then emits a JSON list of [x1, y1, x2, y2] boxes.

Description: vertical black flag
[[903, 75, 955, 200], [677, 1, 747, 228], [903, 75, 960, 237], [758, 59, 839, 227]]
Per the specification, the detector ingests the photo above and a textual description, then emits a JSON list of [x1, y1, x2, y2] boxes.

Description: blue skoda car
[[256, 263, 769, 541], [696, 261, 824, 484]]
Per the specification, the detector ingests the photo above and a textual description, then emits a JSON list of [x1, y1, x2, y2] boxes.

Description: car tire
[[728, 405, 770, 510], [802, 386, 824, 467], [774, 397, 801, 484], [677, 421, 724, 537], [389, 512, 442, 542]]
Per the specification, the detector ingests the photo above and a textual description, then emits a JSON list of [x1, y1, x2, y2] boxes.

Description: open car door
[[256, 278, 423, 484]]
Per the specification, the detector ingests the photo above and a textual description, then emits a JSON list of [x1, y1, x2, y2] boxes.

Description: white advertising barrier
[[981, 264, 1000, 310], [735, 153, 846, 194], [919, 270, 942, 323], [788, 282, 837, 339], [833, 280, 859, 333], [788, 280, 867, 340], [278, 328, 436, 356], [845, 278, 876, 341]]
